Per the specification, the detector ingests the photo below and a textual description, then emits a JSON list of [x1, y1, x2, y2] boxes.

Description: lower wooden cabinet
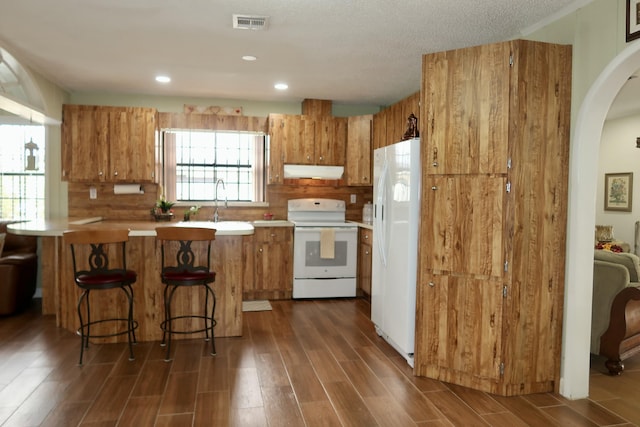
[[243, 227, 293, 300], [358, 228, 372, 297]]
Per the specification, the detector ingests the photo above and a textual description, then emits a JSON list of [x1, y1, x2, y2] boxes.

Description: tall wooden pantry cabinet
[[414, 40, 571, 396]]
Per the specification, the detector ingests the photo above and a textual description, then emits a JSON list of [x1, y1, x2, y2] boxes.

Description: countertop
[[7, 217, 266, 237], [350, 221, 373, 230]]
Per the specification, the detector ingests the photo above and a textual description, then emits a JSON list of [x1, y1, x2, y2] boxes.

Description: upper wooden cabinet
[[346, 115, 373, 185], [62, 105, 158, 182], [268, 113, 347, 183], [313, 116, 347, 165], [414, 40, 571, 396]]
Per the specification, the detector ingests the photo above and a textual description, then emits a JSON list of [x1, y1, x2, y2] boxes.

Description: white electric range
[[287, 198, 358, 299]]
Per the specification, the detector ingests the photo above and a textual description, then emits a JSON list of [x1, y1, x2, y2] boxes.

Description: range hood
[[283, 164, 344, 180]]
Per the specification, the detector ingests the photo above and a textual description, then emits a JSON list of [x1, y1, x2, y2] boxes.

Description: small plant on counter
[[183, 205, 200, 221], [155, 197, 175, 213]]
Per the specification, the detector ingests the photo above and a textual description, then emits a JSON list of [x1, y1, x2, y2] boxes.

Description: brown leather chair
[[0, 220, 38, 316]]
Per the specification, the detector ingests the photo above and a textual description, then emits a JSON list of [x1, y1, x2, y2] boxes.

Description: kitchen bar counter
[[7, 218, 256, 236], [10, 218, 255, 342]]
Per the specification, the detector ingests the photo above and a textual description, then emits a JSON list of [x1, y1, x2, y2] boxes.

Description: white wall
[[596, 116, 640, 245]]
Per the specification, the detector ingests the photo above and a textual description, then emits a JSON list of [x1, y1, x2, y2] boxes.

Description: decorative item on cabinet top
[[402, 113, 419, 141]]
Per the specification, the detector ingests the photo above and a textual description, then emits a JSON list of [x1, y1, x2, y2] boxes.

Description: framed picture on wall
[[627, 0, 640, 42], [605, 172, 634, 212]]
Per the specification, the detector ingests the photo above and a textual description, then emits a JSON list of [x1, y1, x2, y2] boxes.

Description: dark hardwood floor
[[1, 297, 639, 426]]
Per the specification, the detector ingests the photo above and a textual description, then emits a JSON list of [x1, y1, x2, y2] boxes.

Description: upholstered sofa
[[0, 220, 38, 315], [592, 249, 640, 374]]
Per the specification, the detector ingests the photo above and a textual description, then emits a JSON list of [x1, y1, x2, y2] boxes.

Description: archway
[[561, 41, 640, 399]]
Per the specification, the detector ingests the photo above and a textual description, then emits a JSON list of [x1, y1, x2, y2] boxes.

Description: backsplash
[[68, 181, 372, 222]]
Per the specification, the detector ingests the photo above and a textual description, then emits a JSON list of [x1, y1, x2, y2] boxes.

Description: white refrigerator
[[371, 138, 420, 367]]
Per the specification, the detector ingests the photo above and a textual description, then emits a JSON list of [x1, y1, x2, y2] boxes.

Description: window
[[0, 125, 45, 220], [161, 130, 266, 203]]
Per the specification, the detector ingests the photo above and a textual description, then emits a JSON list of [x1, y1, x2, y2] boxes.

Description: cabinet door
[[62, 105, 109, 181], [315, 116, 346, 165], [414, 275, 503, 386], [358, 229, 372, 296], [268, 114, 285, 184], [422, 42, 510, 175], [108, 107, 157, 182], [281, 115, 315, 165], [421, 176, 506, 277], [346, 115, 372, 185], [415, 175, 507, 388], [253, 227, 293, 300]]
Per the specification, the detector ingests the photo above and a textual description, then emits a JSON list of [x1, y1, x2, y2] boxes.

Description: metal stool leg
[[77, 290, 89, 365]]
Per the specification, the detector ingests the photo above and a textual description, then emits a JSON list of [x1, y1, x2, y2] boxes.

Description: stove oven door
[[293, 226, 357, 279]]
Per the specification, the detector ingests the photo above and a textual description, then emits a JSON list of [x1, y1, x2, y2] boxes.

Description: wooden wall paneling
[[40, 236, 60, 316], [267, 183, 373, 222], [157, 113, 268, 133], [301, 99, 332, 116], [68, 182, 160, 220]]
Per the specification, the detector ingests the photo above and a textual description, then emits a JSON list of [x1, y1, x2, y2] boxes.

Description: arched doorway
[[561, 41, 640, 399]]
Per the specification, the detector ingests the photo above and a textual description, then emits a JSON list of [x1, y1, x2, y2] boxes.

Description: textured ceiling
[[0, 0, 594, 107]]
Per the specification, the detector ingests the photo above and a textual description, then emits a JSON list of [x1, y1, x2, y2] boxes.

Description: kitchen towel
[[320, 228, 335, 259], [114, 184, 144, 194]]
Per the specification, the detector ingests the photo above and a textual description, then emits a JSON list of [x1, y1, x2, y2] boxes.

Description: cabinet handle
[[365, 250, 369, 255], [428, 282, 435, 287], [114, 171, 118, 176], [270, 233, 276, 237], [258, 248, 263, 253], [431, 186, 437, 190], [306, 155, 311, 160], [98, 171, 104, 176], [432, 162, 438, 167], [364, 234, 369, 239], [319, 156, 324, 161]]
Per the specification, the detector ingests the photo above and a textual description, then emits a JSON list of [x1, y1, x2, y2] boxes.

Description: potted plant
[[152, 197, 175, 221], [183, 205, 200, 221]]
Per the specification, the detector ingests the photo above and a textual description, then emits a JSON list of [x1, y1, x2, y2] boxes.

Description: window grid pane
[[0, 125, 45, 220], [168, 130, 263, 202]]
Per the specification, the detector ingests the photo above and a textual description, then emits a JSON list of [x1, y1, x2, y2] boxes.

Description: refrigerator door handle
[[375, 162, 389, 267]]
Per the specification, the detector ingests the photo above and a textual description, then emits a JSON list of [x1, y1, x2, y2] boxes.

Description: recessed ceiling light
[[155, 75, 171, 83], [274, 83, 288, 90], [242, 55, 257, 61]]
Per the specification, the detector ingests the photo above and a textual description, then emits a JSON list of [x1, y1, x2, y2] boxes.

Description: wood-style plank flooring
[[1, 298, 639, 426]]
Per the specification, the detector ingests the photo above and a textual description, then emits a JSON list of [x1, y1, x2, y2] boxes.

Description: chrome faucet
[[213, 178, 227, 222]]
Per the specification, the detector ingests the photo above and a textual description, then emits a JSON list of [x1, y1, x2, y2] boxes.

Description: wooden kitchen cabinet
[[62, 104, 157, 182], [358, 228, 372, 297], [346, 115, 373, 185], [314, 116, 346, 166], [244, 226, 293, 300], [414, 40, 571, 396], [268, 113, 346, 179]]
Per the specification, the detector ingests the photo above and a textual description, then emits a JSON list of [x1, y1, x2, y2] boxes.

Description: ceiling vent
[[233, 14, 269, 30]]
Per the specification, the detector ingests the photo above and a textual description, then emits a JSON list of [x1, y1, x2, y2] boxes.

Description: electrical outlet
[[350, 194, 356, 204], [89, 186, 97, 199]]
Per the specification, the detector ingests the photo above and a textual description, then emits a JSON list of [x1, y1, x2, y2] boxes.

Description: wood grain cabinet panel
[[268, 113, 346, 180], [358, 228, 372, 297], [244, 227, 293, 301], [62, 104, 157, 182], [314, 116, 346, 165], [346, 115, 373, 186], [414, 40, 571, 396]]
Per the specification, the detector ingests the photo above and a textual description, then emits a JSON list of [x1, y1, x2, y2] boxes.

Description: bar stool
[[155, 226, 217, 361], [63, 229, 138, 365]]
